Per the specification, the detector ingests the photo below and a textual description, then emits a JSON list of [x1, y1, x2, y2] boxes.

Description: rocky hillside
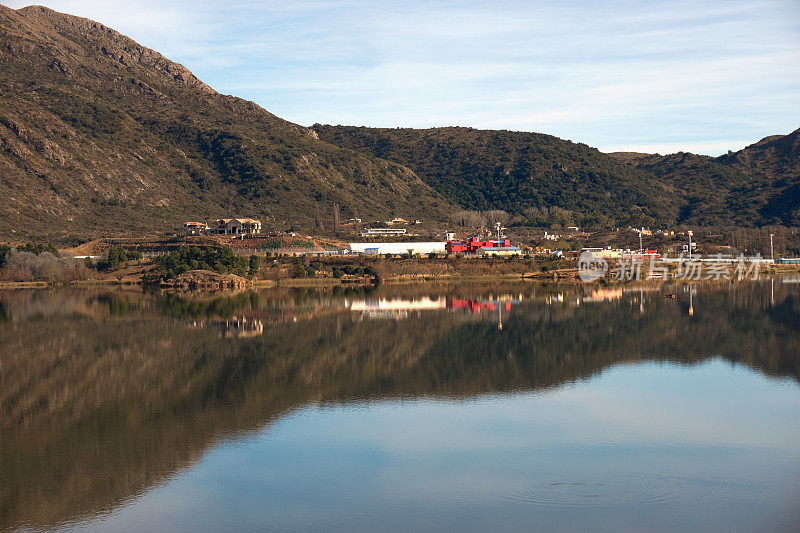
[[611, 128, 800, 226], [314, 125, 800, 228], [0, 5, 452, 241], [1, 4, 795, 240], [313, 125, 679, 228]]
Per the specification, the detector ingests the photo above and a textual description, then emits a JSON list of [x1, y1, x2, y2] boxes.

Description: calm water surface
[[1, 282, 799, 531]]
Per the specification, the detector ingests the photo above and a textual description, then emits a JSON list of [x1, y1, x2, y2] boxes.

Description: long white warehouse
[[349, 242, 446, 255]]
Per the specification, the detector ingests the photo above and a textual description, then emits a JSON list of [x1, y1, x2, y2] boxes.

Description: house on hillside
[[212, 218, 262, 235], [182, 222, 209, 235]]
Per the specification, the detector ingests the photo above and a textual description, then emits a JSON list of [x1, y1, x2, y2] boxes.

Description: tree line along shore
[[1, 240, 798, 290]]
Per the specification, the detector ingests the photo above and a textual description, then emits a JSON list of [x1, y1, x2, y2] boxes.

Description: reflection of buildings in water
[[447, 296, 519, 331], [223, 317, 264, 338], [449, 298, 497, 313], [582, 287, 623, 303], [622, 286, 662, 314], [349, 296, 447, 313], [543, 286, 664, 312], [348, 297, 446, 320], [347, 295, 522, 321], [362, 309, 409, 320], [448, 298, 515, 313], [185, 316, 264, 338]]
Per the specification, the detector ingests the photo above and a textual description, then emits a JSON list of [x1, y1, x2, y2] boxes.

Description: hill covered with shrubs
[[314, 125, 800, 228], [0, 5, 452, 241]]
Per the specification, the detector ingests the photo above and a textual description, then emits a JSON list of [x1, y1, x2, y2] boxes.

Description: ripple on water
[[505, 474, 684, 507]]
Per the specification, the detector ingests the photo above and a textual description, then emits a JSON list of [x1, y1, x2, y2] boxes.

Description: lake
[[1, 281, 799, 532]]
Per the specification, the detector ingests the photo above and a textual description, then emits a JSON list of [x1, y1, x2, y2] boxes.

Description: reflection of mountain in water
[[0, 283, 798, 530]]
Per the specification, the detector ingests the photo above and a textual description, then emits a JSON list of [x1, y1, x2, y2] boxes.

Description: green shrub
[[96, 247, 142, 271], [291, 257, 316, 278], [0, 245, 11, 269], [153, 246, 248, 280], [249, 255, 261, 276], [16, 243, 59, 256]]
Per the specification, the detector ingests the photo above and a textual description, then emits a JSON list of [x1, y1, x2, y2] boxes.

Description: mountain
[[610, 129, 800, 226], [312, 125, 679, 228], [0, 5, 453, 241], [314, 125, 800, 228], [723, 130, 800, 226], [1, 5, 795, 241]]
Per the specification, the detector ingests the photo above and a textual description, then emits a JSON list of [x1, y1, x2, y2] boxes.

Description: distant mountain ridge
[[0, 5, 452, 240], [610, 129, 800, 226], [312, 125, 686, 228], [314, 125, 800, 227]]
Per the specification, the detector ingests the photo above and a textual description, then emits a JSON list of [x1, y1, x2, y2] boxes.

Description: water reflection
[[0, 282, 798, 530]]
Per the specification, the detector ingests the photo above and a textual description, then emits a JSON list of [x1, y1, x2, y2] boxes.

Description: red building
[[446, 237, 512, 254], [622, 249, 661, 260]]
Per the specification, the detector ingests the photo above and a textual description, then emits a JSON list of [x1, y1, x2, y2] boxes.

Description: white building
[[181, 222, 209, 235], [359, 228, 407, 237], [475, 246, 522, 257], [349, 242, 446, 255], [212, 218, 262, 235]]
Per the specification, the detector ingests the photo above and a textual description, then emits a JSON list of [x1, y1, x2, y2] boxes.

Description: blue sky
[[7, 0, 800, 154]]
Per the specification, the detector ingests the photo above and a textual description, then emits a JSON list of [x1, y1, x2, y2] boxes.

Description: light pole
[[687, 230, 693, 259], [770, 233, 774, 261], [638, 227, 644, 254]]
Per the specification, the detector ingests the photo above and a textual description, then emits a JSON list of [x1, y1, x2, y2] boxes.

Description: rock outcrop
[[165, 270, 251, 291]]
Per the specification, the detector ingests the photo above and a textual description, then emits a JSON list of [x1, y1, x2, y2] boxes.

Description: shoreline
[[1, 270, 797, 290]]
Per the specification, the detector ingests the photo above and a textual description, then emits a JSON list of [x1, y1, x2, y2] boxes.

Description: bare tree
[[1, 252, 92, 282], [484, 210, 510, 226], [450, 210, 486, 229]]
